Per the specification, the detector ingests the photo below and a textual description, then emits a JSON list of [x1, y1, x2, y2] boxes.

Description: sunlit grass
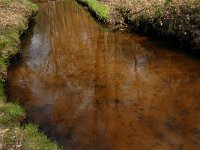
[[23, 124, 60, 150], [0, 101, 25, 125], [0, 28, 19, 50], [82, 0, 109, 21], [1, 124, 60, 150]]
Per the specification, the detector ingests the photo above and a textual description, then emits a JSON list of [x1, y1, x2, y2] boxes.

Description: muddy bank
[[77, 0, 200, 52], [0, 0, 59, 149]]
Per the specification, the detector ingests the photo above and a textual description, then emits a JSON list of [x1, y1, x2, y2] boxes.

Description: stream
[[7, 0, 200, 149]]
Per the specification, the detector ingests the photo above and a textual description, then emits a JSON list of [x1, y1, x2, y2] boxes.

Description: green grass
[[0, 81, 5, 98], [23, 124, 60, 150], [18, 0, 38, 12], [82, 0, 109, 21], [0, 58, 5, 68], [0, 28, 20, 57], [0, 0, 12, 4], [0, 81, 25, 125], [0, 0, 38, 57], [0, 102, 25, 125], [0, 58, 6, 80], [1, 124, 60, 150], [0, 85, 60, 149]]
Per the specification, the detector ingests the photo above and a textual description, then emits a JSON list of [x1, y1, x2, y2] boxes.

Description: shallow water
[[8, 0, 200, 149]]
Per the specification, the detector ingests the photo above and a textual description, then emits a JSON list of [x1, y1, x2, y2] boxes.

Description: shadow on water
[[8, 0, 200, 149]]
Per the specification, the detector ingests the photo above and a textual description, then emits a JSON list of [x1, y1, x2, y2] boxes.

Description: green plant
[[23, 124, 60, 150], [0, 102, 25, 124], [82, 0, 109, 21]]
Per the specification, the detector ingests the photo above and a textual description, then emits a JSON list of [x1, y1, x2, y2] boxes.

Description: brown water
[[7, 0, 200, 149]]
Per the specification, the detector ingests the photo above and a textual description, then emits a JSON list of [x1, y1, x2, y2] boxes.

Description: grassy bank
[[0, 0, 60, 149], [77, 0, 109, 21], [78, 0, 200, 52]]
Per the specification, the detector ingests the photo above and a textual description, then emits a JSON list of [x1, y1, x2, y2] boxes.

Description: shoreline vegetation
[[77, 0, 200, 52], [0, 0, 199, 149], [0, 0, 60, 149]]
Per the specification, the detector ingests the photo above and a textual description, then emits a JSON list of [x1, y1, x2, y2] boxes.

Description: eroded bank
[[77, 0, 200, 52]]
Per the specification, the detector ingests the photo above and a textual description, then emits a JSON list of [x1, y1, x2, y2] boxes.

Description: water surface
[[8, 0, 200, 149]]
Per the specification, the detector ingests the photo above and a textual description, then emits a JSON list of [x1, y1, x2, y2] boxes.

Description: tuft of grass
[[0, 0, 12, 4], [0, 58, 5, 69], [18, 20, 27, 36], [81, 0, 109, 21], [18, 0, 38, 12], [0, 28, 19, 53], [23, 124, 60, 150], [0, 81, 5, 99], [0, 58, 6, 80], [0, 102, 25, 125], [1, 124, 60, 150]]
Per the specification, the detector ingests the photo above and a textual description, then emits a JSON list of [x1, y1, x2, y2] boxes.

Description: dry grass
[[0, 7, 23, 29], [0, 0, 37, 31]]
